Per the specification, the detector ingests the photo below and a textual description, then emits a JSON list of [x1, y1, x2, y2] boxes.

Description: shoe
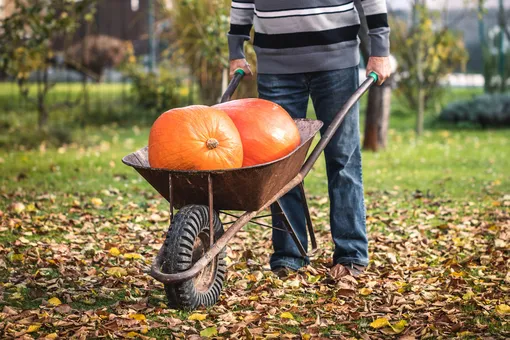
[[271, 266, 293, 279], [330, 263, 366, 279]]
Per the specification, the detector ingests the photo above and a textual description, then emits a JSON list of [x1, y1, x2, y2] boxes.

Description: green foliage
[[390, 5, 469, 114], [439, 93, 510, 127], [0, 0, 97, 129], [123, 62, 183, 115], [481, 33, 510, 93], [166, 0, 257, 104]]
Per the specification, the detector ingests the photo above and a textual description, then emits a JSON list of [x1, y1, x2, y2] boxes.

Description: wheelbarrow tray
[[122, 119, 323, 211]]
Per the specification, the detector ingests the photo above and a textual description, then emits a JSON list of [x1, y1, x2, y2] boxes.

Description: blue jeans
[[257, 66, 368, 270]]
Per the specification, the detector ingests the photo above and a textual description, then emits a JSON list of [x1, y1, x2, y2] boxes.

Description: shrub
[[123, 64, 183, 115], [438, 93, 510, 127]]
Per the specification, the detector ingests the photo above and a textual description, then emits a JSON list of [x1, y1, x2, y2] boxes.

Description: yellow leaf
[[302, 334, 311, 340], [496, 304, 510, 315], [141, 327, 148, 334], [451, 271, 465, 278], [200, 327, 218, 337], [10, 253, 24, 262], [125, 331, 139, 338], [129, 313, 146, 321], [188, 313, 207, 321], [90, 198, 103, 207], [280, 312, 294, 319], [390, 320, 408, 333], [27, 323, 41, 333], [109, 247, 121, 256], [307, 274, 321, 283], [415, 299, 426, 305], [360, 287, 373, 296], [48, 297, 62, 306], [45, 333, 58, 339], [107, 267, 127, 277], [457, 331, 472, 337], [123, 253, 142, 260], [10, 202, 25, 213], [463, 290, 475, 300], [370, 318, 390, 329]]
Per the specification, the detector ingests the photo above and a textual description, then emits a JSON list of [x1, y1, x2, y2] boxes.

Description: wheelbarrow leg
[[169, 174, 174, 223], [298, 182, 317, 251], [274, 200, 307, 258], [208, 174, 214, 248]]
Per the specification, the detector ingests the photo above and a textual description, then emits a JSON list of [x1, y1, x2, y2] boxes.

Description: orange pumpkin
[[214, 99, 301, 167], [149, 105, 243, 170]]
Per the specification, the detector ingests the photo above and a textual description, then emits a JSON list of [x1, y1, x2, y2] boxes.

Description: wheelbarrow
[[122, 70, 380, 310]]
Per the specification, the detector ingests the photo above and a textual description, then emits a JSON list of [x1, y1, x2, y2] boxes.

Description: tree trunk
[[416, 86, 425, 135], [356, 0, 393, 151], [363, 80, 393, 151], [414, 1, 425, 135], [36, 69, 49, 130]]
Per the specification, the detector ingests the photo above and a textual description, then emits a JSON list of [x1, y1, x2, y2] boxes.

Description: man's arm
[[359, 0, 391, 84], [228, 0, 255, 76]]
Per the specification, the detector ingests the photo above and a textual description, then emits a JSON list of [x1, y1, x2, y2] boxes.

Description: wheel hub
[[192, 231, 216, 293]]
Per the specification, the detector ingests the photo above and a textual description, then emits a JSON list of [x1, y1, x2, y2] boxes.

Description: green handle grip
[[368, 71, 379, 83], [234, 68, 246, 76]]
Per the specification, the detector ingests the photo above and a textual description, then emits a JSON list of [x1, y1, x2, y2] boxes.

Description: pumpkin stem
[[206, 138, 219, 150]]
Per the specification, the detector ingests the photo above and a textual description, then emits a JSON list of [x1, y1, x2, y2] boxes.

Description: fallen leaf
[[280, 312, 294, 320], [370, 318, 390, 329], [125, 331, 139, 338], [123, 253, 142, 260], [496, 304, 510, 315], [129, 313, 146, 321], [10, 202, 25, 213], [44, 333, 58, 339], [54, 304, 72, 314], [360, 287, 373, 296], [48, 297, 62, 306], [90, 198, 103, 207], [27, 323, 42, 333], [390, 320, 408, 334], [107, 267, 127, 277], [109, 247, 121, 256], [463, 290, 475, 300], [188, 313, 207, 321], [9, 253, 24, 262], [200, 327, 218, 337]]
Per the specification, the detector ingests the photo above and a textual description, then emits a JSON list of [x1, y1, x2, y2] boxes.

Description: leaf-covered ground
[[0, 126, 509, 339]]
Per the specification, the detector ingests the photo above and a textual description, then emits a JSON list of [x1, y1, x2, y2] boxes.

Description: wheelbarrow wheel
[[161, 205, 226, 310]]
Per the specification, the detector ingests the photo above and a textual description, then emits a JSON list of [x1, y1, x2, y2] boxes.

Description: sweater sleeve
[[228, 0, 255, 60], [360, 0, 390, 57]]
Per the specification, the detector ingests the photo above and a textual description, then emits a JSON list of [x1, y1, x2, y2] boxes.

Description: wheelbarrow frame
[[123, 70, 379, 286]]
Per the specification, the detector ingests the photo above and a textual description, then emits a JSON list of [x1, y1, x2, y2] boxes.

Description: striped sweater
[[228, 0, 390, 74]]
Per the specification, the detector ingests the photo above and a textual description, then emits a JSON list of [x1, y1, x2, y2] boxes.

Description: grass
[[0, 84, 508, 338]]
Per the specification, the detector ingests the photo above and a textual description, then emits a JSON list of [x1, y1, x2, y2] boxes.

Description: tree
[[166, 0, 257, 105], [479, 0, 509, 93], [0, 0, 96, 130], [391, 2, 468, 135], [355, 0, 395, 152]]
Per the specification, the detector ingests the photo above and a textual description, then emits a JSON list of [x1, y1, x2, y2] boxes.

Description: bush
[[438, 93, 510, 127], [123, 64, 183, 115]]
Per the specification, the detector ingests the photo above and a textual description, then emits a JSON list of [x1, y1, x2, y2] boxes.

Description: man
[[228, 0, 391, 278]]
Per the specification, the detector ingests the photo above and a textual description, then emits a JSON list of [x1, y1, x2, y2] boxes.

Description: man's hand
[[366, 56, 391, 85], [229, 58, 253, 77]]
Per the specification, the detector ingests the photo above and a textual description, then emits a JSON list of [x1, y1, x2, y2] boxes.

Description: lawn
[[0, 84, 509, 339]]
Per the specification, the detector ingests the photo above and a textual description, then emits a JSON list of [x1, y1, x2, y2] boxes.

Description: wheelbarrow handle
[[220, 68, 245, 103], [300, 71, 379, 177]]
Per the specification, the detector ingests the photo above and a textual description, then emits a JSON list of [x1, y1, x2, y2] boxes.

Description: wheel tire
[[161, 205, 226, 310]]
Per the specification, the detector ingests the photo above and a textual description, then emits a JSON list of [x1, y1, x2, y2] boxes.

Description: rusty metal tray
[[122, 119, 323, 211]]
